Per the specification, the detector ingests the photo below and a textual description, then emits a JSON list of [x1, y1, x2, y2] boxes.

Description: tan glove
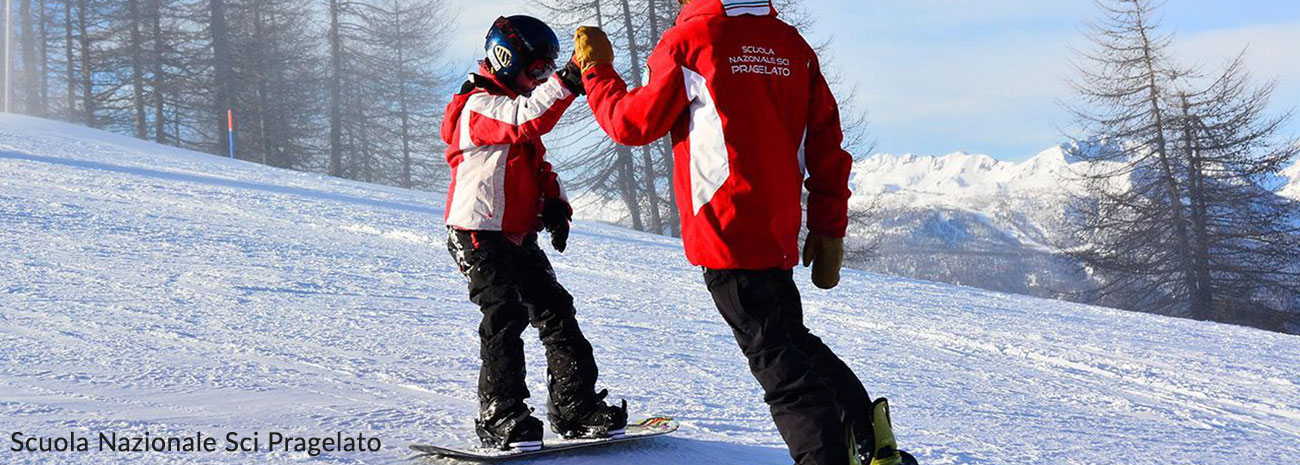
[[573, 26, 614, 71], [802, 233, 844, 290]]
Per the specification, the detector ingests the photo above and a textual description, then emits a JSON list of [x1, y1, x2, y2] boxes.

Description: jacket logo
[[490, 44, 513, 71]]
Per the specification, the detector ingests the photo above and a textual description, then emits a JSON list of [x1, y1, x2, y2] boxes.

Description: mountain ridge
[[848, 142, 1299, 315]]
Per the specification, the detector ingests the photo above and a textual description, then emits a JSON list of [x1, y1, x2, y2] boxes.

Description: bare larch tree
[[1068, 0, 1300, 330]]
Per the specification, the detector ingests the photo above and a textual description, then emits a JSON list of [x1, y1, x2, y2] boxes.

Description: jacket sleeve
[[465, 77, 576, 146], [582, 37, 689, 147], [538, 157, 567, 203], [803, 53, 853, 238]]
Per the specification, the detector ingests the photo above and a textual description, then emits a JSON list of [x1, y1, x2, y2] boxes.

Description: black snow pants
[[704, 268, 872, 465], [447, 229, 599, 420]]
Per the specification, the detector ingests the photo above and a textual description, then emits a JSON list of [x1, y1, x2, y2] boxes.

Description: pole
[[4, 0, 11, 113], [227, 108, 235, 159]]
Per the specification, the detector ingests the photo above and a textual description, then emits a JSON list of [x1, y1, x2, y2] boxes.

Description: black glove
[[541, 198, 572, 253], [556, 59, 586, 96]]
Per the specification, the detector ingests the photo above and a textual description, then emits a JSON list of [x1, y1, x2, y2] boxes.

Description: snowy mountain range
[[852, 146, 1082, 198], [847, 145, 1300, 302], [846, 145, 1095, 300], [2, 115, 1299, 464]]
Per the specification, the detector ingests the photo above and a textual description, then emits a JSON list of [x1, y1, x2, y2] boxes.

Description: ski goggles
[[525, 59, 557, 81]]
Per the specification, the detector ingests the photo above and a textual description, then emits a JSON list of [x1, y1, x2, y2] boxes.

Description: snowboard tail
[[410, 416, 678, 461]]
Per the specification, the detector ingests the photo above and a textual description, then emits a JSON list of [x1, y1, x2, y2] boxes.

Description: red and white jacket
[[443, 72, 575, 233], [583, 0, 853, 270]]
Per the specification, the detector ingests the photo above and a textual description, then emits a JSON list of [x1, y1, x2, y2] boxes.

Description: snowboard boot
[[848, 398, 918, 465], [475, 401, 544, 452], [548, 389, 629, 440]]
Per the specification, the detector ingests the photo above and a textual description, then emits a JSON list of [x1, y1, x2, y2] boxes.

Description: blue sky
[[449, 0, 1300, 161]]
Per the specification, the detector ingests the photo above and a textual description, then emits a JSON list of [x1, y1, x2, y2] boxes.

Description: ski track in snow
[[1, 115, 1298, 465]]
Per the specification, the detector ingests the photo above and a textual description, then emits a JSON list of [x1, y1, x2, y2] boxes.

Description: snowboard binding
[[848, 398, 919, 465], [476, 402, 544, 452], [548, 389, 629, 440]]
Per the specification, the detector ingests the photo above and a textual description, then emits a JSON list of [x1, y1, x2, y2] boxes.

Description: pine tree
[[226, 0, 324, 169], [1172, 56, 1300, 326], [1068, 0, 1300, 329], [363, 0, 452, 189]]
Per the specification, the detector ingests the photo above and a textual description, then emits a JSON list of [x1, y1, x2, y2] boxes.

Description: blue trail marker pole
[[227, 109, 235, 160]]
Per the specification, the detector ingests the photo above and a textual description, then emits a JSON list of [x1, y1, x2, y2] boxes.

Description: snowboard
[[409, 416, 679, 461]]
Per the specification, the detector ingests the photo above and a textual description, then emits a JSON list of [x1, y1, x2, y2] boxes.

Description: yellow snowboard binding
[[848, 398, 918, 465]]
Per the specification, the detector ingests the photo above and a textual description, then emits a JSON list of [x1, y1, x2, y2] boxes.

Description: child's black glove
[[556, 60, 586, 96], [541, 198, 572, 253]]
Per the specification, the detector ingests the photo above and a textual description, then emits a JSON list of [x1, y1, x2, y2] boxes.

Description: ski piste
[[409, 416, 679, 461]]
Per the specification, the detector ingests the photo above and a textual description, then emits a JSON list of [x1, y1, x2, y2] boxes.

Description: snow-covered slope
[[2, 115, 1299, 465]]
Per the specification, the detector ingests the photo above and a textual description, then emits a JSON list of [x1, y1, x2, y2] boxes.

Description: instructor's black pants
[[705, 268, 871, 465], [448, 229, 598, 420]]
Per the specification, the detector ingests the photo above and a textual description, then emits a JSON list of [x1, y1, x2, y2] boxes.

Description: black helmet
[[484, 16, 560, 93]]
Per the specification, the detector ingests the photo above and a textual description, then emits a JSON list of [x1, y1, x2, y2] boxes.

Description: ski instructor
[[569, 1, 916, 464]]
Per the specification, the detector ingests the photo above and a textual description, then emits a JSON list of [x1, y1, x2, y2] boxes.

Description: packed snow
[[2, 115, 1299, 465]]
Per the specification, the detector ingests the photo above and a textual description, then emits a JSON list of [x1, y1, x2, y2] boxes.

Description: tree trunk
[[356, 101, 373, 183], [327, 0, 343, 177], [660, 137, 680, 236], [1134, 7, 1201, 319], [1179, 94, 1215, 319], [592, 1, 641, 230], [76, 0, 92, 126], [617, 146, 645, 231], [252, 2, 270, 165], [19, 0, 38, 112], [149, 0, 164, 143], [617, 0, 663, 233], [37, 0, 48, 116], [648, 0, 661, 39], [62, 0, 73, 119], [395, 5, 412, 188], [651, 0, 681, 236], [127, 0, 147, 138], [638, 148, 663, 232]]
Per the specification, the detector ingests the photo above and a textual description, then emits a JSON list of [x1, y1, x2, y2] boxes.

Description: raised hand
[[573, 26, 614, 71]]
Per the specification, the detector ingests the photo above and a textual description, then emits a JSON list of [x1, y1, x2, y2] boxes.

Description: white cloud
[[1179, 22, 1300, 82]]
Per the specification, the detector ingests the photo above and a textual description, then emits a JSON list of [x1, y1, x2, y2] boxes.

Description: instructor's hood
[[678, 0, 777, 25]]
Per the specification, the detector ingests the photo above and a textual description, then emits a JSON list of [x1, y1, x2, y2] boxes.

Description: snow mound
[[1283, 159, 1300, 200], [2, 115, 1299, 465]]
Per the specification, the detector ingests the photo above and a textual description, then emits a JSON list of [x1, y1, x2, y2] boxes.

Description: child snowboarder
[[442, 15, 627, 452]]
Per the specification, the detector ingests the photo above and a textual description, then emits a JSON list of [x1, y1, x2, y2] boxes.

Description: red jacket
[[583, 0, 853, 270], [443, 72, 575, 233]]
